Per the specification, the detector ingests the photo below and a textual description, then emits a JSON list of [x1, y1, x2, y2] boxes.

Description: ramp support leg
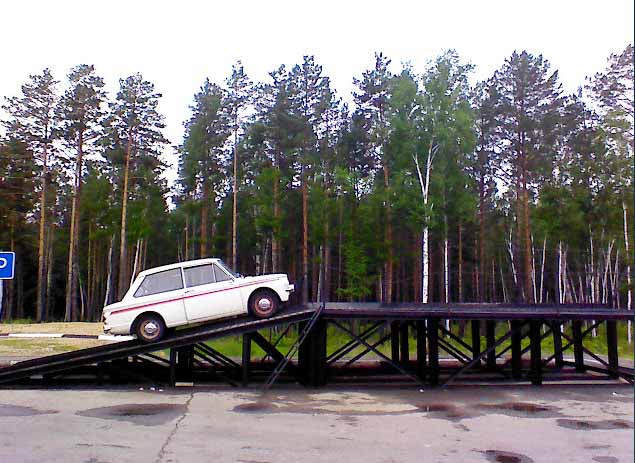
[[428, 318, 440, 386], [169, 346, 194, 386], [552, 321, 564, 368], [486, 321, 496, 369], [471, 320, 481, 366], [242, 333, 252, 386], [572, 321, 585, 372], [529, 320, 542, 386], [400, 322, 410, 365], [298, 319, 327, 387], [416, 321, 427, 381], [606, 320, 619, 378], [511, 320, 522, 379], [391, 321, 400, 363]]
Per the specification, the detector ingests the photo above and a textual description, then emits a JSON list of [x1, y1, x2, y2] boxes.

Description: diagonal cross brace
[[442, 321, 528, 388], [262, 303, 326, 390], [330, 320, 424, 387]]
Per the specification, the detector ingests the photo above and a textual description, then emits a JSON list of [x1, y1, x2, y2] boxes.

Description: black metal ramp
[[0, 306, 315, 385]]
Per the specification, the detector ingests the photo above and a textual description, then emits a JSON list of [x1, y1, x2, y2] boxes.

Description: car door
[[182, 263, 244, 321], [131, 268, 187, 327]]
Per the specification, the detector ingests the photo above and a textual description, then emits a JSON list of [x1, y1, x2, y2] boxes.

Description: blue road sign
[[0, 252, 15, 279]]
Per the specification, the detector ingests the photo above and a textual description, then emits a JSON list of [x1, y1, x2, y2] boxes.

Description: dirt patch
[[77, 403, 187, 426], [0, 404, 58, 417], [0, 322, 102, 335], [481, 449, 534, 463], [0, 338, 106, 357], [556, 419, 634, 431]]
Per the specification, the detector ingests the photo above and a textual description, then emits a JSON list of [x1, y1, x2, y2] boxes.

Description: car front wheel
[[250, 290, 279, 319], [135, 314, 166, 342]]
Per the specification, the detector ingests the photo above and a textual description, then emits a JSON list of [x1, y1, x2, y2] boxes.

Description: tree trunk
[[623, 202, 632, 309], [539, 236, 546, 303], [36, 143, 49, 322], [65, 131, 84, 322], [118, 130, 133, 300], [443, 217, 449, 304], [301, 169, 309, 305], [458, 222, 463, 303], [200, 180, 209, 258], [272, 162, 281, 273], [232, 130, 238, 271], [104, 235, 115, 306], [384, 165, 393, 304], [45, 225, 54, 321], [623, 201, 632, 343]]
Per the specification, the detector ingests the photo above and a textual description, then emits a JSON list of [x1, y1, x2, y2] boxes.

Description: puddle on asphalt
[[556, 419, 634, 431], [415, 402, 472, 421], [476, 402, 560, 418], [592, 457, 618, 463], [232, 397, 565, 424], [0, 404, 58, 417], [232, 402, 279, 413], [584, 444, 612, 450], [77, 403, 187, 426], [481, 449, 534, 463]]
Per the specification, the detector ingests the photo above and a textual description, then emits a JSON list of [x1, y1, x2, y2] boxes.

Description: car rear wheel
[[135, 314, 166, 343], [250, 290, 279, 319]]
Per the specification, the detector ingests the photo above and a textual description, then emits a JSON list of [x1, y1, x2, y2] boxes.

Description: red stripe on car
[[109, 279, 281, 316]]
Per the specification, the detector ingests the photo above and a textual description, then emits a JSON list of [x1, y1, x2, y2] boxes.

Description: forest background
[[0, 41, 632, 332]]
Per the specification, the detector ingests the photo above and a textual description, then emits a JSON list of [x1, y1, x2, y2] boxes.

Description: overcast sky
[[1, 0, 633, 183]]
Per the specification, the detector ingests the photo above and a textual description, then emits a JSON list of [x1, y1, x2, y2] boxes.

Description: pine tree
[[225, 61, 253, 272], [490, 51, 563, 302], [181, 79, 230, 259], [353, 52, 394, 302], [2, 69, 59, 320], [58, 64, 106, 321], [104, 74, 167, 299]]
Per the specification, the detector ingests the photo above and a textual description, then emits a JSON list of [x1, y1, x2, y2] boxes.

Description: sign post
[[0, 252, 16, 320]]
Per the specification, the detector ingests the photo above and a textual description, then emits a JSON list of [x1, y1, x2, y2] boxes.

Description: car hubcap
[[257, 298, 272, 311], [144, 321, 159, 336]]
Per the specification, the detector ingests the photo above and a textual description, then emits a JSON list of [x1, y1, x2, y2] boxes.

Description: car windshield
[[216, 260, 240, 278]]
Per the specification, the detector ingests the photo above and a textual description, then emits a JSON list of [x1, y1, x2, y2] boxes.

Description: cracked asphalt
[[0, 385, 632, 463]]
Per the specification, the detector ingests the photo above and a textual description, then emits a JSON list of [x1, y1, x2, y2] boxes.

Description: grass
[[1, 320, 632, 361]]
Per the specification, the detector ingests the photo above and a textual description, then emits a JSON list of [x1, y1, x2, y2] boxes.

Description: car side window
[[134, 268, 184, 298], [213, 264, 232, 282], [183, 264, 215, 287]]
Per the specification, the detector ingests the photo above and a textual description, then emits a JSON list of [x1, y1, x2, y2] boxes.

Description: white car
[[102, 258, 294, 342]]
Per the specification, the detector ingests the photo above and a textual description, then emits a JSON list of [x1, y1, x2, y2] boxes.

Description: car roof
[[136, 258, 221, 278]]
